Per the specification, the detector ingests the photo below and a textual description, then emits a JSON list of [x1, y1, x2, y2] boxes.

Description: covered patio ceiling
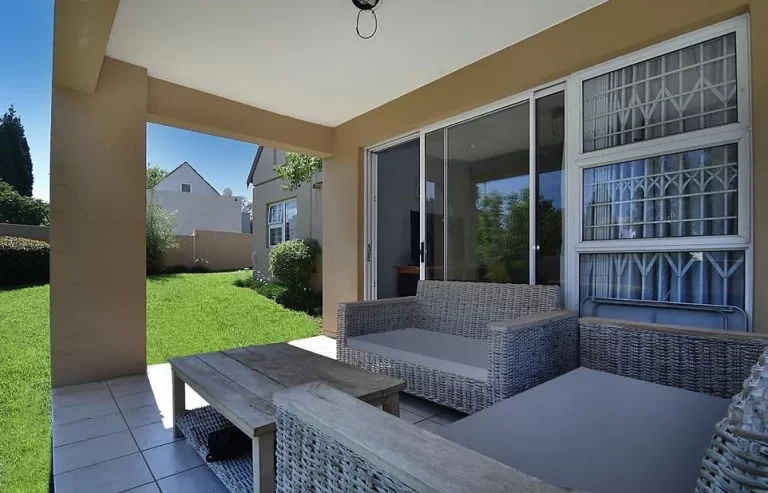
[[104, 0, 606, 127]]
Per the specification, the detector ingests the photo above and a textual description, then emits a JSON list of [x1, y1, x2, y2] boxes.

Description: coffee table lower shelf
[[175, 406, 253, 493]]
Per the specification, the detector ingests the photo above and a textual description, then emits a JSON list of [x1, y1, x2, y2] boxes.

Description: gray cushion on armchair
[[347, 328, 487, 381]]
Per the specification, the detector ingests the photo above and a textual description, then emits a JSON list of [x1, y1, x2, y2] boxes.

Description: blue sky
[[0, 1, 257, 202]]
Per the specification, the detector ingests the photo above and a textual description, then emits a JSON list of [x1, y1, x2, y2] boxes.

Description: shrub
[[268, 239, 320, 288], [0, 181, 49, 225], [275, 286, 322, 316], [255, 282, 289, 301], [0, 236, 49, 287], [190, 258, 210, 273], [146, 197, 178, 275]]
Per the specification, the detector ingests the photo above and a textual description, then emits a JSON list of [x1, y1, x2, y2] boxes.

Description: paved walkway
[[51, 336, 464, 493]]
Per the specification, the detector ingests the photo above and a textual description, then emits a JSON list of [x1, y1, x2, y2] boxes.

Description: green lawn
[[0, 272, 321, 493]]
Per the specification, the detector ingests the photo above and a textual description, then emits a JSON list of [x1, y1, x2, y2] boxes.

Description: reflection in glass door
[[422, 89, 565, 287]]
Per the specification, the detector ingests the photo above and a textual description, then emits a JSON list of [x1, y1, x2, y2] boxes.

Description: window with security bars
[[572, 17, 750, 328], [582, 33, 737, 152], [579, 251, 746, 309], [267, 199, 297, 247], [582, 144, 738, 240]]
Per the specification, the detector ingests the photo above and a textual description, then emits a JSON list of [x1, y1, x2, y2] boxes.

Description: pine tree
[[0, 106, 34, 196]]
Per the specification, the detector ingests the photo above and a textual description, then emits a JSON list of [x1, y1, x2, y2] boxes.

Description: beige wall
[[322, 0, 766, 336], [50, 58, 147, 387], [0, 224, 49, 242], [162, 230, 252, 272], [252, 174, 323, 278]]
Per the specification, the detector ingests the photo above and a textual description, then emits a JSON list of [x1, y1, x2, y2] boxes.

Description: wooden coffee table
[[169, 343, 405, 493]]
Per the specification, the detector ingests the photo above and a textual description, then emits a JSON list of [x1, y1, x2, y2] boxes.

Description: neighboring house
[[148, 161, 243, 235], [246, 147, 322, 277]]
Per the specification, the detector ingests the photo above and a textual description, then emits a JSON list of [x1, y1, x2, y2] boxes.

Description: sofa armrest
[[487, 310, 580, 401], [274, 382, 570, 493], [580, 317, 768, 398], [337, 296, 417, 343]]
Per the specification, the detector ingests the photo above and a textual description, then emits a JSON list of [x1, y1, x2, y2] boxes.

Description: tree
[[274, 152, 322, 192], [146, 164, 168, 189], [475, 187, 561, 283], [0, 106, 34, 196], [0, 180, 49, 225], [145, 194, 178, 274]]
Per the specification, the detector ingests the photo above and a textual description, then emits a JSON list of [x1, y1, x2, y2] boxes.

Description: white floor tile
[[123, 483, 161, 493], [53, 398, 119, 426], [399, 409, 426, 424], [53, 453, 153, 493], [53, 381, 108, 397], [116, 391, 160, 412], [157, 466, 228, 493], [400, 395, 444, 419], [131, 421, 182, 451], [430, 409, 467, 426], [53, 430, 138, 475], [53, 384, 113, 409], [107, 374, 151, 388], [110, 379, 154, 397], [415, 419, 445, 434], [143, 441, 204, 480], [123, 405, 168, 429], [288, 335, 337, 359], [54, 413, 128, 447]]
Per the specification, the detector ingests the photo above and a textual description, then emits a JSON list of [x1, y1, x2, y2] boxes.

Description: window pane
[[535, 91, 565, 286], [284, 200, 297, 240], [583, 33, 737, 152], [583, 144, 738, 240], [579, 250, 745, 311], [181, 184, 191, 193], [268, 203, 283, 224], [269, 226, 283, 246]]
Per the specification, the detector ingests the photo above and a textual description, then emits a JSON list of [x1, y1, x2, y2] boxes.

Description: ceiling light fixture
[[353, 0, 381, 40]]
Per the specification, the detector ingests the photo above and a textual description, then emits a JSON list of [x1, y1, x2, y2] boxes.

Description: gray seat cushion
[[347, 328, 487, 381], [439, 368, 730, 493]]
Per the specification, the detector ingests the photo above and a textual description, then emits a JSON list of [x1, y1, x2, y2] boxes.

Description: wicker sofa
[[278, 319, 768, 493], [337, 280, 574, 413]]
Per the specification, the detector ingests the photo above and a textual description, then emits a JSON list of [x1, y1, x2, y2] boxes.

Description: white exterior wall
[[155, 163, 218, 195], [147, 189, 243, 235]]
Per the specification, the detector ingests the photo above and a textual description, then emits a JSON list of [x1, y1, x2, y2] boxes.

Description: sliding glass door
[[422, 88, 565, 287], [366, 87, 565, 299]]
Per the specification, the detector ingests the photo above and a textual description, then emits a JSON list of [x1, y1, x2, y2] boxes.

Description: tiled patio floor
[[51, 336, 465, 493]]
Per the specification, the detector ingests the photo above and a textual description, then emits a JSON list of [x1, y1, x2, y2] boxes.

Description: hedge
[[0, 236, 49, 288]]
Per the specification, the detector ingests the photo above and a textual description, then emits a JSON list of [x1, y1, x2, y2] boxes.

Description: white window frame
[[267, 198, 297, 248], [564, 15, 752, 325], [180, 183, 192, 193]]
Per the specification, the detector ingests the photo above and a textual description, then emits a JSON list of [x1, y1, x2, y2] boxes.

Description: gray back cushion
[[416, 281, 561, 339]]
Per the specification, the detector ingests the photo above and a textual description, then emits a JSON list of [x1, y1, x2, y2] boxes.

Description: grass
[[0, 272, 321, 493]]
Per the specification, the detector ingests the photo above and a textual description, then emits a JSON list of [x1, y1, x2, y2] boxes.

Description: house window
[[570, 16, 750, 328], [267, 199, 297, 247], [181, 183, 191, 193]]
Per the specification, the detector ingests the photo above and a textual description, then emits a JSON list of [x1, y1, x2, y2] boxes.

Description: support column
[[50, 57, 148, 387], [321, 149, 361, 337]]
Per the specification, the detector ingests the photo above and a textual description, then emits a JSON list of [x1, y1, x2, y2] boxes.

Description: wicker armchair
[[279, 321, 768, 493], [337, 280, 577, 414]]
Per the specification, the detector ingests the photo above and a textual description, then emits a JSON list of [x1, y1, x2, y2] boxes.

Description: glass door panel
[[445, 102, 531, 283], [534, 91, 565, 286], [425, 130, 445, 280]]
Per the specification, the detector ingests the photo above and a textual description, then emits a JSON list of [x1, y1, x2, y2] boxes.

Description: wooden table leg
[[382, 392, 400, 417], [172, 370, 186, 438], [253, 433, 276, 493]]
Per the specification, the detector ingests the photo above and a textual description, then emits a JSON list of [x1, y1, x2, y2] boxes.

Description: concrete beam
[[147, 77, 333, 157], [53, 0, 120, 94]]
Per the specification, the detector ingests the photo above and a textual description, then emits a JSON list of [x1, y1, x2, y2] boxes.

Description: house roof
[[246, 147, 264, 187], [158, 161, 220, 195]]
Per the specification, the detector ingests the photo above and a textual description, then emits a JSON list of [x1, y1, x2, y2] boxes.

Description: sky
[[0, 1, 257, 202]]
